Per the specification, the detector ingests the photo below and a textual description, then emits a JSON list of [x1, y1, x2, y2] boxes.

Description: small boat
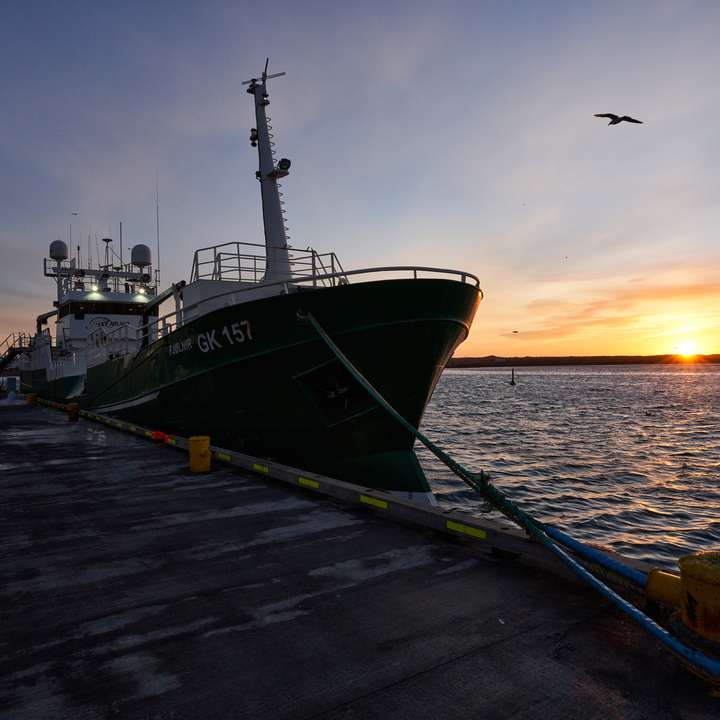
[[5, 61, 482, 504]]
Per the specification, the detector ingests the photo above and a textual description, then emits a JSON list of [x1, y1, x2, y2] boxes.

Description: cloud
[[474, 267, 720, 355]]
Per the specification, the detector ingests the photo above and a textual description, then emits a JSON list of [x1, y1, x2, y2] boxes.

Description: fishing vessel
[[3, 62, 482, 504]]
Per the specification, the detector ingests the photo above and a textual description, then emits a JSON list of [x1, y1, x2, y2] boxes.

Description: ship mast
[[242, 60, 292, 284]]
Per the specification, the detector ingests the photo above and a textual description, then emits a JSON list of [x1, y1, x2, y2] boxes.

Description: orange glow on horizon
[[452, 270, 720, 358]]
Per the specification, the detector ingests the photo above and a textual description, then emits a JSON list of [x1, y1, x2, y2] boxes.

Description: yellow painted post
[[26, 393, 37, 406], [678, 551, 720, 643], [67, 403, 80, 422], [646, 569, 682, 608], [188, 436, 211, 473]]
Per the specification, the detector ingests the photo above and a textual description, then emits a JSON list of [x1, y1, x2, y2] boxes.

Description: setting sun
[[675, 340, 698, 357]]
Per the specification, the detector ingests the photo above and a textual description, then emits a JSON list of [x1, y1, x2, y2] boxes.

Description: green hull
[[81, 278, 478, 494], [21, 369, 84, 402]]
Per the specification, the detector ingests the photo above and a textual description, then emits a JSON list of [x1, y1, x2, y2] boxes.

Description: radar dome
[[49, 240, 68, 261], [131, 244, 152, 268]]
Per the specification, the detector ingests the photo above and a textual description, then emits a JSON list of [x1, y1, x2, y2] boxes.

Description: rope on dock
[[304, 311, 720, 684]]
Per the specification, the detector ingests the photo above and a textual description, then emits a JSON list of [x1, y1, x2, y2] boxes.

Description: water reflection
[[418, 365, 720, 569]]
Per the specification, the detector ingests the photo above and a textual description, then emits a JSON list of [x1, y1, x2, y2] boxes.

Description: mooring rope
[[305, 311, 720, 683]]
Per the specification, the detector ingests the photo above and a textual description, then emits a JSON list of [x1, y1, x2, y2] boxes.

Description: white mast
[[242, 59, 292, 284]]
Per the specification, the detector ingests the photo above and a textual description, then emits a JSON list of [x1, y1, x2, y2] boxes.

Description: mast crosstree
[[243, 59, 293, 283]]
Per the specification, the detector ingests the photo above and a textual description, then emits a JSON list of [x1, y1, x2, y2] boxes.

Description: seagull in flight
[[594, 113, 643, 125]]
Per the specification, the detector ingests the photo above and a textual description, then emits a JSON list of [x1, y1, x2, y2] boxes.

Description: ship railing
[[191, 241, 268, 282], [86, 324, 137, 367], [134, 315, 181, 343], [189, 241, 347, 287], [47, 350, 83, 377], [29, 328, 54, 353], [0, 331, 32, 352], [0, 332, 32, 367], [138, 265, 482, 350], [287, 248, 346, 287]]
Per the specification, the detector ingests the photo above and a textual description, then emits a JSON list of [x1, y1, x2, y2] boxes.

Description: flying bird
[[594, 113, 643, 125]]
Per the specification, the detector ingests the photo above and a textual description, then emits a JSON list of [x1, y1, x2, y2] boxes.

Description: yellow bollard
[[678, 550, 720, 643], [67, 403, 80, 422], [188, 436, 211, 473], [26, 393, 37, 406], [646, 568, 682, 608]]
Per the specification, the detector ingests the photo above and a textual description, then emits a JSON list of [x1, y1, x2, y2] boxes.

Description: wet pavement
[[0, 405, 717, 719]]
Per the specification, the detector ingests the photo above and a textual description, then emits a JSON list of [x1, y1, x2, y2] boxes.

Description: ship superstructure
[[3, 61, 482, 504], [12, 237, 159, 399]]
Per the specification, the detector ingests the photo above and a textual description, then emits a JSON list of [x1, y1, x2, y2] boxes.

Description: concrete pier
[[1, 405, 717, 718]]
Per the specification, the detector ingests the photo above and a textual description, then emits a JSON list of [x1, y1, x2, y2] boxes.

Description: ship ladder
[[265, 112, 291, 243]]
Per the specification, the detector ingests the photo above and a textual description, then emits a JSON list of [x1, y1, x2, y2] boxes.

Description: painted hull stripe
[[93, 391, 159, 413]]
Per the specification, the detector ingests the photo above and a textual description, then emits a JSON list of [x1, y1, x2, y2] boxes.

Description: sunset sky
[[1, 1, 719, 356]]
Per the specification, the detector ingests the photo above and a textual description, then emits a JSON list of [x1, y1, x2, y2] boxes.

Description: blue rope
[[305, 312, 720, 682], [545, 525, 648, 588]]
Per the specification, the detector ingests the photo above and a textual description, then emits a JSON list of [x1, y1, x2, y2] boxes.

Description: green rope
[[305, 312, 720, 682], [304, 312, 542, 534]]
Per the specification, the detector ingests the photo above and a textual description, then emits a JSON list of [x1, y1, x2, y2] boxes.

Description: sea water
[[418, 365, 720, 569]]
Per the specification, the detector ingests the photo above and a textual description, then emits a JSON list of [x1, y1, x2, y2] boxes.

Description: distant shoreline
[[448, 354, 720, 368]]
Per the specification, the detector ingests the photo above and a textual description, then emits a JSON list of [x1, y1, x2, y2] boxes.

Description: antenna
[[119, 221, 123, 268], [241, 57, 286, 85], [102, 236, 112, 268], [69, 211, 79, 268], [155, 173, 160, 289]]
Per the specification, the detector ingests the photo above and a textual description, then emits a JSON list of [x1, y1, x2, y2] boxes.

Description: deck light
[[91, 284, 99, 292]]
